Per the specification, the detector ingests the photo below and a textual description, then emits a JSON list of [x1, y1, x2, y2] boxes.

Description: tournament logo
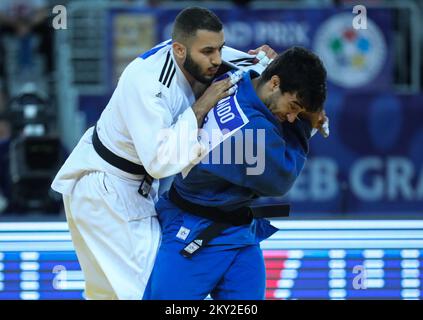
[[313, 13, 387, 88]]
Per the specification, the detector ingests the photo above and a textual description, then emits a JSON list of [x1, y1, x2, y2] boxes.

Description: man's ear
[[172, 42, 186, 59], [270, 75, 280, 92]]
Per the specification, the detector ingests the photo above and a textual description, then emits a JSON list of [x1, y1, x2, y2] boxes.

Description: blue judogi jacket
[[156, 71, 312, 248]]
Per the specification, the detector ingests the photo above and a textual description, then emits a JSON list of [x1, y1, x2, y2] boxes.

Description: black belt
[[168, 185, 290, 258], [92, 124, 154, 197]]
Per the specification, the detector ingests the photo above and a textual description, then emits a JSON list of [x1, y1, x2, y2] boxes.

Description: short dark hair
[[261, 47, 327, 112], [172, 7, 223, 43]]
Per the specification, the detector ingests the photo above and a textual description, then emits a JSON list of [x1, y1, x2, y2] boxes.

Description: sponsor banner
[[107, 7, 393, 90], [283, 93, 423, 213]]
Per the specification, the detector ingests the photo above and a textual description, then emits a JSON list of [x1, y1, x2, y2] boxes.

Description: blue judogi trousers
[[143, 242, 266, 300]]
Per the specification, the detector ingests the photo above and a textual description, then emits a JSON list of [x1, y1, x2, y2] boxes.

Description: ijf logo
[[313, 13, 387, 88]]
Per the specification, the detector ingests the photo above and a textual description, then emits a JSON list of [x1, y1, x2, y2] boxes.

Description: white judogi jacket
[[51, 40, 264, 203]]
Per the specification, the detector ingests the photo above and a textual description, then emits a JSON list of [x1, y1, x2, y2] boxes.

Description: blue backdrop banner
[[284, 92, 423, 214], [107, 7, 394, 91], [88, 7, 421, 214]]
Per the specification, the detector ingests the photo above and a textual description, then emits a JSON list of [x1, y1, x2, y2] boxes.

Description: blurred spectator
[[0, 0, 53, 76], [0, 44, 9, 211], [0, 116, 9, 140], [0, 78, 5, 113], [0, 31, 7, 112], [0, 115, 11, 213]]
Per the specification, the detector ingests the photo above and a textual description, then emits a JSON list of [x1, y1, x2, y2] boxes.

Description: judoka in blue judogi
[[143, 47, 327, 300]]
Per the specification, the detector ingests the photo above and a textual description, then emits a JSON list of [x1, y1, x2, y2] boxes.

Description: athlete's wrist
[[192, 103, 208, 127]]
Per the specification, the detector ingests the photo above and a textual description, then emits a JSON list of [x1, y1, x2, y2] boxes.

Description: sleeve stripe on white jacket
[[159, 52, 176, 88], [165, 68, 176, 88], [229, 57, 256, 64], [159, 52, 171, 83]]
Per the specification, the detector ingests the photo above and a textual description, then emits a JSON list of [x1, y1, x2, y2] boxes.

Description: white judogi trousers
[[62, 171, 161, 300]]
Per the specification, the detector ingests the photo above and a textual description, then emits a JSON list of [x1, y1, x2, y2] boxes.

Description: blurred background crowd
[[0, 0, 422, 219]]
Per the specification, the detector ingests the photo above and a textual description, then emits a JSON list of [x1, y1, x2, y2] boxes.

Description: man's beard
[[263, 94, 274, 111], [265, 94, 285, 122], [184, 52, 213, 84]]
